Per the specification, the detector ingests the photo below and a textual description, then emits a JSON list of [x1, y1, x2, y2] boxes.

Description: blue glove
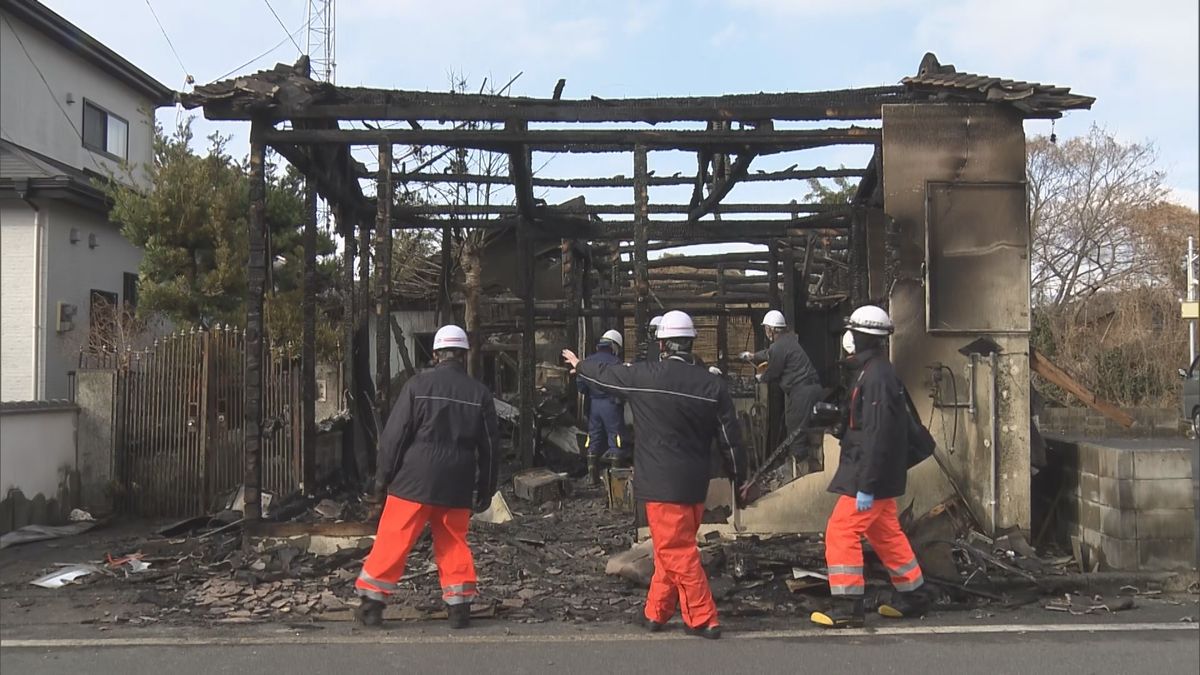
[[855, 491, 874, 512]]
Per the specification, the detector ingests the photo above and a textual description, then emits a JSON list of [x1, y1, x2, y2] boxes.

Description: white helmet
[[649, 315, 664, 329], [432, 324, 470, 351], [761, 310, 787, 329], [656, 310, 696, 339], [846, 305, 893, 336], [601, 329, 623, 349], [841, 330, 856, 355]]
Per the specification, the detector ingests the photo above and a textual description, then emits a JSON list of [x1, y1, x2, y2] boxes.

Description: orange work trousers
[[824, 495, 924, 597], [644, 502, 719, 629], [355, 496, 477, 606]]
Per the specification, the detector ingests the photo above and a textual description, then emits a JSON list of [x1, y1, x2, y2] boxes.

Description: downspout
[[16, 180, 44, 400]]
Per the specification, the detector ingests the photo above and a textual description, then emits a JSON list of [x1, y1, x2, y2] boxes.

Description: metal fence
[[84, 326, 302, 516]]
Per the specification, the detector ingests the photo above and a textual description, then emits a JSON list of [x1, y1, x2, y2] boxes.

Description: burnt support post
[[633, 145, 650, 347], [849, 207, 867, 307], [243, 120, 268, 521], [374, 143, 393, 430], [717, 265, 729, 373], [562, 239, 579, 354], [338, 205, 358, 481], [767, 242, 781, 310], [508, 121, 538, 467], [781, 243, 796, 327], [439, 225, 453, 324], [302, 184, 318, 491]]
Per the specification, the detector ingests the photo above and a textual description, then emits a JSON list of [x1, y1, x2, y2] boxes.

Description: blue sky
[[42, 0, 1200, 215]]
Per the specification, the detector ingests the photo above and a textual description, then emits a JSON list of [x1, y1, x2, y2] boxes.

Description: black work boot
[[587, 456, 602, 486], [354, 598, 384, 627], [878, 590, 930, 619], [684, 623, 722, 640], [447, 603, 471, 629], [810, 597, 865, 628], [639, 615, 665, 633]]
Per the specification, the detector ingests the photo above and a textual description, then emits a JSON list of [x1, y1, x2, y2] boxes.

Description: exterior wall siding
[[1, 203, 39, 401]]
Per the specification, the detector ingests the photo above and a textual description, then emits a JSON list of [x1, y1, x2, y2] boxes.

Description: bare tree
[[1028, 125, 1168, 310]]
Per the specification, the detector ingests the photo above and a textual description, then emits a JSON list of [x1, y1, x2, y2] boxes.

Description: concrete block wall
[[1040, 407, 1186, 439], [1054, 439, 1196, 571]]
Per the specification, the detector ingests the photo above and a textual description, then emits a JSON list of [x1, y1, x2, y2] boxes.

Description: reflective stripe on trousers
[[823, 495, 924, 596], [355, 496, 478, 604]]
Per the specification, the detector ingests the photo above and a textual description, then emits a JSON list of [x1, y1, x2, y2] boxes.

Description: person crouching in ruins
[[355, 325, 500, 629], [563, 310, 749, 640], [811, 305, 930, 628]]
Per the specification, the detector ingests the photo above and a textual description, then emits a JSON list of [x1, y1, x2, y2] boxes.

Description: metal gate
[[102, 327, 302, 516]]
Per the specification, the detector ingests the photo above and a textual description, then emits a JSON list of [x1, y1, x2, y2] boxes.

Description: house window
[[82, 100, 128, 160], [122, 272, 139, 310]]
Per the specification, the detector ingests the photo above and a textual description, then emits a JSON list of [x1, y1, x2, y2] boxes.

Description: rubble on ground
[[7, 485, 1190, 627]]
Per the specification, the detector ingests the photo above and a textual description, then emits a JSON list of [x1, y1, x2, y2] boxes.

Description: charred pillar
[[633, 145, 650, 348], [302, 184, 318, 491], [374, 144, 393, 430], [562, 239, 579, 354], [767, 243, 781, 311], [717, 265, 729, 373], [338, 205, 359, 481], [849, 207, 867, 307], [439, 225, 454, 324], [508, 121, 537, 467], [243, 120, 268, 520]]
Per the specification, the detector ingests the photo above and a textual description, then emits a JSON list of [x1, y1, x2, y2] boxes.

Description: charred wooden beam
[[388, 166, 867, 187], [688, 151, 756, 222], [593, 292, 771, 304], [260, 126, 881, 153], [228, 85, 912, 123], [244, 120, 268, 521], [374, 143, 393, 430], [506, 120, 537, 221], [397, 202, 841, 216]]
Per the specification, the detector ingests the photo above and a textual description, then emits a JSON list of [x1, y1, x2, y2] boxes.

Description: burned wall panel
[[881, 103, 1032, 534]]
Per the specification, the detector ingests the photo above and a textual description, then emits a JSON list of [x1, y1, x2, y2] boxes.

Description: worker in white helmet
[[355, 325, 500, 630], [637, 315, 665, 363], [739, 310, 823, 461], [813, 305, 928, 628], [577, 329, 629, 472], [563, 310, 748, 640]]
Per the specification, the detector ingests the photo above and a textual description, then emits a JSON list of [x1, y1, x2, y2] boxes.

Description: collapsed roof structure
[[181, 52, 1093, 532]]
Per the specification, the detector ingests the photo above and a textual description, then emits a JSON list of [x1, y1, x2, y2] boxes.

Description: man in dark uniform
[[563, 310, 748, 640], [355, 325, 500, 629], [811, 305, 929, 628], [740, 310, 823, 460], [578, 330, 628, 470]]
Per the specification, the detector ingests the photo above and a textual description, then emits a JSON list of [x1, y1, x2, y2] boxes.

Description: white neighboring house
[[0, 0, 172, 401]]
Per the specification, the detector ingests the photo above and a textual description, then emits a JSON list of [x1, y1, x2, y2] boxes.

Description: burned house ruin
[[170, 52, 1092, 535]]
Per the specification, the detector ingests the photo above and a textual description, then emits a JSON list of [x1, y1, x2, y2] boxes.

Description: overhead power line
[[263, 0, 303, 55], [144, 0, 192, 84]]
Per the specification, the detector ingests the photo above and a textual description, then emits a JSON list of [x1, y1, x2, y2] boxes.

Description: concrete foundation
[[1051, 438, 1196, 571]]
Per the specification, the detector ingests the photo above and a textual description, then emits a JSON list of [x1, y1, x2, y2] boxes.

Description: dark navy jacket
[[375, 360, 500, 508], [577, 348, 621, 400]]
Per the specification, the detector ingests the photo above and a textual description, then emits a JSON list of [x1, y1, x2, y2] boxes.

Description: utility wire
[[262, 0, 303, 55], [209, 23, 305, 82], [144, 0, 190, 82]]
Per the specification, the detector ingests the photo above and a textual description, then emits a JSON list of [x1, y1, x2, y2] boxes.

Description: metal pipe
[[1187, 235, 1196, 365], [989, 352, 1000, 533]]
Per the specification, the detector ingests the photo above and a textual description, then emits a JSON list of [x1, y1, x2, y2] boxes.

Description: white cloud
[[729, 0, 915, 15]]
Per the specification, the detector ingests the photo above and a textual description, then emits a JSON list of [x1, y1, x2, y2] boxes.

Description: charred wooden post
[[717, 265, 729, 373], [849, 207, 867, 307], [633, 145, 650, 348], [799, 233, 815, 313], [781, 244, 796, 326], [562, 239, 579, 354], [374, 143, 393, 429], [302, 184, 318, 491], [243, 120, 268, 521], [508, 121, 537, 467], [338, 205, 358, 481], [767, 243, 781, 310]]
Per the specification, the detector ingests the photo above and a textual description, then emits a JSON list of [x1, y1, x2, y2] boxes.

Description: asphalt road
[[3, 623, 1197, 675]]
